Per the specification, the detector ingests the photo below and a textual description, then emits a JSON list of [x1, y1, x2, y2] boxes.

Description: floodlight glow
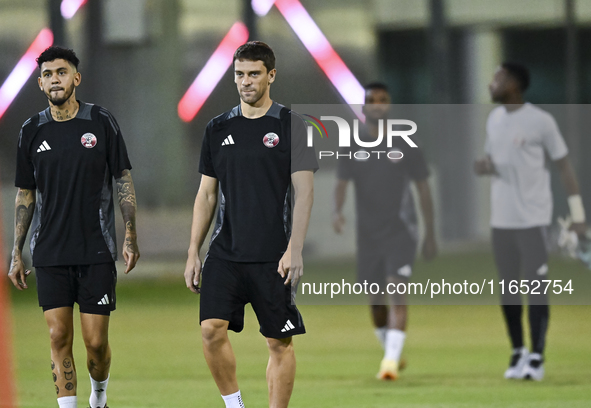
[[252, 0, 275, 17], [0, 28, 54, 120], [178, 22, 250, 122], [274, 0, 364, 106], [61, 0, 87, 19]]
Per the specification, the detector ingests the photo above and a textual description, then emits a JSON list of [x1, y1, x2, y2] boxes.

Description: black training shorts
[[35, 262, 117, 315], [492, 227, 549, 305], [199, 256, 305, 339], [357, 230, 418, 286]]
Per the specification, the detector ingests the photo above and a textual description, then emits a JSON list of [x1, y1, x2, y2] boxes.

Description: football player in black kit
[[333, 83, 437, 381], [8, 46, 139, 408], [184, 41, 317, 408]]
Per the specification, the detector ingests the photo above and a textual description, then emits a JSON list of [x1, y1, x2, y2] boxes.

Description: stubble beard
[[47, 82, 75, 107]]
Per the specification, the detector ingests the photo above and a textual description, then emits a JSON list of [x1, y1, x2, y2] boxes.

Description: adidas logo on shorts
[[97, 294, 110, 305], [280, 319, 295, 333]]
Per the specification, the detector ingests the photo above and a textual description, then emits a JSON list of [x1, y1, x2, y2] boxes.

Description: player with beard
[[332, 83, 437, 380], [475, 63, 586, 381], [9, 46, 139, 408], [184, 41, 317, 408]]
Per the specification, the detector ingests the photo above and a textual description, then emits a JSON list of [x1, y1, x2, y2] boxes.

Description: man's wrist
[[188, 246, 200, 258], [287, 243, 303, 253], [568, 195, 586, 223]]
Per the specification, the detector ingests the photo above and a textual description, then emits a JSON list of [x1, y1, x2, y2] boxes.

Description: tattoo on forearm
[[116, 170, 137, 213], [13, 189, 35, 256], [116, 170, 138, 254]]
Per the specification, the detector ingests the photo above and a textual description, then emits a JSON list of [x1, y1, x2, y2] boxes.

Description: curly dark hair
[[36, 46, 80, 70], [501, 62, 530, 92], [233, 41, 275, 73], [364, 82, 389, 93]]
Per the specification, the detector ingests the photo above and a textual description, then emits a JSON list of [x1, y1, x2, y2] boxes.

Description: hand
[[8, 255, 31, 290], [474, 156, 496, 176], [570, 222, 588, 238], [422, 234, 438, 261], [122, 233, 140, 274], [332, 213, 345, 234], [278, 249, 303, 287], [184, 254, 202, 294]]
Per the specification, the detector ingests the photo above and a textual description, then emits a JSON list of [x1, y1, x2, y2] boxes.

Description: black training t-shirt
[[337, 129, 429, 245], [199, 102, 318, 263], [15, 102, 131, 267]]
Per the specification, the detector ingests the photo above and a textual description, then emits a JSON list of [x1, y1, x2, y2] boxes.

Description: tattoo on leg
[[53, 372, 57, 382], [64, 370, 73, 380], [89, 359, 98, 372], [51, 360, 55, 370], [63, 358, 72, 369], [55, 385, 59, 395], [65, 382, 74, 391]]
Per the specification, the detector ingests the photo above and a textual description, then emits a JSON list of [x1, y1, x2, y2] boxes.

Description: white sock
[[529, 352, 543, 362], [374, 327, 387, 349], [221, 390, 245, 408], [384, 329, 406, 361], [57, 396, 77, 408], [89, 374, 109, 408]]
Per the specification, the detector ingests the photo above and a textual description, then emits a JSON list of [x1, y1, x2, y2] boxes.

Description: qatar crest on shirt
[[81, 133, 97, 148], [263, 132, 279, 148]]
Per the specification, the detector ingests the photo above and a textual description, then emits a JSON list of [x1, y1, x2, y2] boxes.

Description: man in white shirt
[[475, 62, 586, 381]]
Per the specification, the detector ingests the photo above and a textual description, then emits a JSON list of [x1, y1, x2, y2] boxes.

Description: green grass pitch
[[8, 252, 591, 407]]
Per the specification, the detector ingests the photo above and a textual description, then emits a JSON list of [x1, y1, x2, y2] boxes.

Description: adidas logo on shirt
[[280, 319, 295, 333], [221, 135, 235, 146], [97, 294, 110, 305], [37, 140, 51, 152]]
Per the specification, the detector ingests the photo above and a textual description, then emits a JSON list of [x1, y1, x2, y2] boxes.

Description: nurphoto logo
[[303, 114, 418, 160]]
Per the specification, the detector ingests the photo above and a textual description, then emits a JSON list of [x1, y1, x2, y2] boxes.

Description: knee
[[84, 336, 109, 357], [49, 323, 73, 351], [201, 319, 228, 347], [266, 337, 293, 357]]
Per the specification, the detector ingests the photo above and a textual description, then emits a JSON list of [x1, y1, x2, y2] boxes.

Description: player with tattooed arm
[[8, 46, 139, 408]]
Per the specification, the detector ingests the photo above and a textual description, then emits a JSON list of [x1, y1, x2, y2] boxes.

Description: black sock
[[502, 304, 523, 350], [529, 304, 549, 355]]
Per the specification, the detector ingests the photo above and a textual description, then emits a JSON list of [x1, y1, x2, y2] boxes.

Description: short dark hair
[[36, 46, 80, 70], [364, 82, 389, 93], [233, 41, 275, 73], [501, 62, 530, 92]]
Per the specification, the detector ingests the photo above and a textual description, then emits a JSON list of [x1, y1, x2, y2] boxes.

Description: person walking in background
[[333, 82, 437, 381]]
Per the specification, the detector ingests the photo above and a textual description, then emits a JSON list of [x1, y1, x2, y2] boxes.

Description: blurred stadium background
[[1, 0, 591, 406]]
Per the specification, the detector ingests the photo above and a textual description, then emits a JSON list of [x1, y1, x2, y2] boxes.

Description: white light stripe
[[274, 0, 365, 116], [0, 1, 87, 120], [252, 0, 276, 16], [178, 22, 249, 122], [61, 0, 87, 20], [0, 29, 54, 120]]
